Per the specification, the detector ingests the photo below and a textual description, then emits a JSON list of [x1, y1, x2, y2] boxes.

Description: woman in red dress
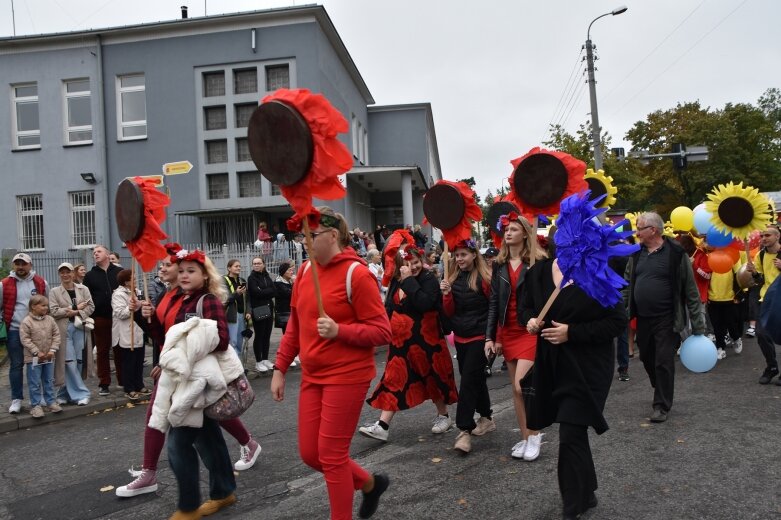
[[485, 212, 547, 461], [360, 244, 458, 442]]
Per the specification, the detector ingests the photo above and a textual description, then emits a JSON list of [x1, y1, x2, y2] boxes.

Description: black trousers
[[708, 301, 742, 350], [252, 317, 274, 361], [454, 340, 492, 431], [756, 302, 778, 370], [558, 422, 597, 517], [636, 313, 679, 412], [121, 346, 145, 393]]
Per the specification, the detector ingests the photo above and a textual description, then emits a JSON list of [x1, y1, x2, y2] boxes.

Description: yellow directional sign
[[162, 160, 193, 175], [126, 175, 164, 187]]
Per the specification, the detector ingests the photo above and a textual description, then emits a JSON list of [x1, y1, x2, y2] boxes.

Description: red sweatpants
[[298, 380, 371, 520]]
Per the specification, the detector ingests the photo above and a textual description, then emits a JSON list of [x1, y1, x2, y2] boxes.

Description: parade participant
[[624, 212, 705, 422], [361, 242, 458, 442], [747, 224, 781, 384], [440, 239, 494, 454], [111, 269, 146, 400], [20, 295, 61, 418], [708, 255, 745, 359], [247, 256, 276, 373], [49, 262, 93, 405], [222, 259, 248, 355], [274, 261, 297, 367], [485, 212, 547, 460], [117, 249, 260, 500], [271, 207, 393, 520]]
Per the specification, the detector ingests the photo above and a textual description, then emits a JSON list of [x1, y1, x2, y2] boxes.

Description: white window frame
[[11, 82, 40, 150], [17, 194, 45, 251], [69, 191, 96, 248], [351, 115, 360, 160], [363, 127, 369, 165], [63, 78, 93, 145], [116, 74, 147, 141]]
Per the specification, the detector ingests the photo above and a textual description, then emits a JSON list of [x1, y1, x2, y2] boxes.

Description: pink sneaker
[[115, 469, 158, 497], [234, 439, 261, 471]]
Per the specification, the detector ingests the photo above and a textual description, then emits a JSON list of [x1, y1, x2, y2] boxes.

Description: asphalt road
[[1, 338, 780, 520]]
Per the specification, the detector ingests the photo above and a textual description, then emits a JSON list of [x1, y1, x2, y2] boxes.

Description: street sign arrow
[[163, 160, 193, 175]]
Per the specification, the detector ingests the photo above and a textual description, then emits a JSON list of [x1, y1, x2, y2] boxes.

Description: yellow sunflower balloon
[[584, 169, 618, 209], [705, 182, 771, 239]]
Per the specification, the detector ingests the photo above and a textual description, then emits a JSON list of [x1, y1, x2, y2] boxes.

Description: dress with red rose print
[[366, 269, 458, 411]]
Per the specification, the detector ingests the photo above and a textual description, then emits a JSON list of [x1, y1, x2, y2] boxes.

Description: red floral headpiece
[[497, 211, 521, 231], [401, 246, 426, 260], [454, 239, 478, 251], [286, 208, 341, 233], [125, 176, 171, 272], [382, 228, 416, 287], [164, 242, 182, 255], [171, 249, 206, 265]]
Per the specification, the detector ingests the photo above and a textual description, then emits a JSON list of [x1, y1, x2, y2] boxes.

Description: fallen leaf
[[676, 439, 685, 444], [431, 457, 442, 463], [103, 408, 113, 413], [103, 437, 108, 440], [457, 498, 468, 506], [640, 423, 650, 428], [100, 485, 114, 492], [498, 456, 509, 462], [126, 403, 135, 408]]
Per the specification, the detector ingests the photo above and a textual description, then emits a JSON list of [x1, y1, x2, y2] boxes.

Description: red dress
[[498, 262, 537, 361]]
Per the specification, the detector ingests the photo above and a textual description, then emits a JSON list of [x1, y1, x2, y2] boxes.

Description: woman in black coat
[[247, 256, 276, 374], [521, 258, 626, 520]]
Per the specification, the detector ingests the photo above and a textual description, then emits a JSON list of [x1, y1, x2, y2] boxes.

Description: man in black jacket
[[83, 245, 122, 396]]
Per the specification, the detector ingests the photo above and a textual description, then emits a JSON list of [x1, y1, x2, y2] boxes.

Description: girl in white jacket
[[111, 269, 145, 400]]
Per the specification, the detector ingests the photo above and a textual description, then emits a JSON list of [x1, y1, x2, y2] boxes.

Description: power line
[[539, 48, 584, 143], [561, 80, 588, 130], [551, 62, 586, 131]]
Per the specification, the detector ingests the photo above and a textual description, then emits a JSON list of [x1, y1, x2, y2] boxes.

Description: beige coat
[[111, 286, 144, 350], [19, 314, 60, 363], [49, 284, 95, 386]]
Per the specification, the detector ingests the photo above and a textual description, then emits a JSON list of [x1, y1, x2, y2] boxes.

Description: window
[[117, 74, 146, 140], [351, 115, 359, 159], [17, 194, 44, 250], [238, 171, 262, 198], [207, 173, 229, 199], [265, 64, 290, 91], [236, 138, 251, 162], [206, 139, 228, 164], [203, 71, 225, 97], [12, 83, 40, 149], [234, 68, 257, 94], [70, 191, 96, 248], [204, 106, 226, 130], [363, 128, 369, 164], [271, 184, 281, 196], [64, 79, 92, 144], [235, 103, 256, 128]]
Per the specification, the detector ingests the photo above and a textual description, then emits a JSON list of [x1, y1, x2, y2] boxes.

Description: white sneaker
[[733, 338, 743, 354], [359, 421, 389, 442], [290, 355, 300, 368], [116, 469, 158, 497], [431, 414, 453, 434], [77, 398, 89, 406], [511, 440, 527, 459], [706, 334, 716, 342], [723, 335, 732, 346], [8, 399, 22, 414], [523, 433, 544, 461], [262, 360, 274, 369], [56, 397, 69, 406], [256, 362, 268, 373], [717, 348, 726, 360], [234, 439, 261, 471]]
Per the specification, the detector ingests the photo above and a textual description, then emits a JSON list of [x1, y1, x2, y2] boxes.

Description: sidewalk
[[0, 328, 286, 434]]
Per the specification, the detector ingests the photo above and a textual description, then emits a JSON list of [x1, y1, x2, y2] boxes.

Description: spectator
[[73, 264, 87, 284], [255, 221, 272, 257], [413, 224, 428, 249], [248, 257, 276, 373], [83, 245, 122, 397], [483, 247, 499, 268], [2, 252, 50, 414], [292, 233, 307, 265], [20, 294, 61, 418], [49, 262, 93, 406], [110, 252, 123, 267], [374, 225, 387, 251], [366, 249, 384, 293], [272, 233, 290, 264], [112, 269, 146, 400], [223, 259, 248, 356], [352, 228, 367, 257]]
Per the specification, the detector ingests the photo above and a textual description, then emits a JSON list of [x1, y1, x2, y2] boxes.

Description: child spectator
[[112, 269, 146, 400], [20, 295, 61, 418]]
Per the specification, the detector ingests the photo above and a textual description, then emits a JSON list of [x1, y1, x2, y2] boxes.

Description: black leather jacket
[[485, 261, 528, 342]]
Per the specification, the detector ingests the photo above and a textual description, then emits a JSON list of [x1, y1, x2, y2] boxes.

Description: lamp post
[[585, 5, 627, 171]]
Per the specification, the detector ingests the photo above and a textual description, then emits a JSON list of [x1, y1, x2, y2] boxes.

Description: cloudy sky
[[2, 0, 778, 197]]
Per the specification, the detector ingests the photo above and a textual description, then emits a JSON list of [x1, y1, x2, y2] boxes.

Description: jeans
[[168, 417, 236, 512], [27, 361, 55, 407], [615, 328, 629, 372], [7, 330, 24, 400], [227, 318, 245, 356], [58, 322, 90, 402]]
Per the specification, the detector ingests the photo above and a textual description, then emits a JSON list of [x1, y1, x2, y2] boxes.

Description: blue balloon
[[706, 226, 733, 248], [680, 335, 718, 373], [693, 206, 712, 234]]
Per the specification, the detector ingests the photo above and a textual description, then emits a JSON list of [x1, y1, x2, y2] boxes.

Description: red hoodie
[[275, 248, 391, 385]]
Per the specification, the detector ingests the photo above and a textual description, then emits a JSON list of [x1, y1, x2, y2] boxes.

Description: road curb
[[1, 394, 142, 433]]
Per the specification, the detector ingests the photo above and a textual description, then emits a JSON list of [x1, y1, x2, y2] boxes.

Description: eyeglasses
[[311, 229, 334, 239]]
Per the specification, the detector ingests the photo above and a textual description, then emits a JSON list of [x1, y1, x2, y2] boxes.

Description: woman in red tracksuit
[[271, 206, 392, 520]]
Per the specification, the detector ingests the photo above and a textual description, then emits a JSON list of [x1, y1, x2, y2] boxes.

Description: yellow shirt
[[708, 262, 740, 302], [756, 248, 780, 300]]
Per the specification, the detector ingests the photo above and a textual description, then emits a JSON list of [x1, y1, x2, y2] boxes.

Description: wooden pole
[[530, 216, 539, 267], [129, 259, 135, 351], [142, 268, 151, 323], [442, 240, 450, 280], [536, 286, 561, 325], [302, 218, 326, 317]]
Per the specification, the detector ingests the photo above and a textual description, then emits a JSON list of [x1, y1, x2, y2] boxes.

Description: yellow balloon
[[670, 206, 694, 231]]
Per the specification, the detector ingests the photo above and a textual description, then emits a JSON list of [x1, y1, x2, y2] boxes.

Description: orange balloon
[[723, 247, 740, 264], [708, 250, 734, 274]]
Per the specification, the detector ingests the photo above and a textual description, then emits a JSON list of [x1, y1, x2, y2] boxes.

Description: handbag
[[275, 311, 290, 329], [204, 373, 255, 420], [0, 320, 7, 343], [252, 304, 272, 321]]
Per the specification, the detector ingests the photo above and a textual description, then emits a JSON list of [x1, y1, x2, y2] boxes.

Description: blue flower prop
[[554, 190, 639, 307]]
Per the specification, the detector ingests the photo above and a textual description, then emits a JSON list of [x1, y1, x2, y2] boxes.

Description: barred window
[[238, 171, 262, 198], [204, 106, 226, 130], [234, 68, 257, 94], [236, 138, 251, 162], [265, 64, 290, 91], [17, 194, 44, 250], [203, 72, 225, 97], [207, 173, 229, 200], [70, 191, 96, 248], [206, 139, 228, 164], [235, 103, 256, 128]]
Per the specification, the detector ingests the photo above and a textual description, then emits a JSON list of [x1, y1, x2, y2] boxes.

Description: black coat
[[521, 259, 626, 434], [83, 263, 122, 318], [247, 270, 276, 310], [385, 269, 441, 319], [449, 270, 489, 338], [485, 261, 529, 341]]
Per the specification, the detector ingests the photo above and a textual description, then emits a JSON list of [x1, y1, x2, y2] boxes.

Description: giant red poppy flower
[[423, 180, 483, 250], [125, 177, 170, 272]]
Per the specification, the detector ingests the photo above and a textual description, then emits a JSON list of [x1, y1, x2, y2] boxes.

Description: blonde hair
[[180, 255, 228, 302], [316, 206, 352, 249], [29, 294, 49, 310], [495, 216, 548, 265], [447, 247, 492, 292]]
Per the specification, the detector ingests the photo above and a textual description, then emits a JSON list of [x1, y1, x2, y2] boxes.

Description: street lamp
[[585, 5, 627, 171]]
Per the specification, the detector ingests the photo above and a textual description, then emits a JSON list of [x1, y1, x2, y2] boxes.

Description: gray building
[[0, 5, 441, 254]]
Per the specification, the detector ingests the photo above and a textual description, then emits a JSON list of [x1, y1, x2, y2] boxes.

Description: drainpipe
[[95, 34, 112, 249]]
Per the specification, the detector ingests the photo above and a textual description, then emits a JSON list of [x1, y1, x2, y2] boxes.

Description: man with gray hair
[[623, 212, 705, 423]]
